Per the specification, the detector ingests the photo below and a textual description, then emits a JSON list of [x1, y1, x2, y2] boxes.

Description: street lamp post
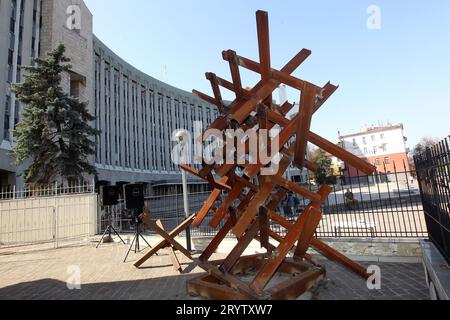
[[181, 165, 192, 251], [175, 130, 192, 252]]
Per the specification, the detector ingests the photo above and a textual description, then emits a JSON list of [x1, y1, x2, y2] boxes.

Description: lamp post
[[175, 130, 192, 251]]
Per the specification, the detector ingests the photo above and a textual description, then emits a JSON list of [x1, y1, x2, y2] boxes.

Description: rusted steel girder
[[178, 10, 376, 300]]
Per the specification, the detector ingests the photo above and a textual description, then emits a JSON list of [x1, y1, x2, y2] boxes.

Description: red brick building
[[339, 124, 410, 177]]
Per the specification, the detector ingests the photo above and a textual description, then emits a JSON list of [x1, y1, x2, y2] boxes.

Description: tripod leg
[[96, 226, 111, 249], [138, 233, 152, 249], [124, 234, 137, 263], [135, 234, 140, 253], [110, 226, 126, 244]]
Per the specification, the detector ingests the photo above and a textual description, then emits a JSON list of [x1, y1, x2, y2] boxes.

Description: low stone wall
[[192, 236, 423, 263]]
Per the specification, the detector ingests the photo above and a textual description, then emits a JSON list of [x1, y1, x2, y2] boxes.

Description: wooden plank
[[311, 238, 371, 279], [148, 220, 192, 259], [259, 206, 270, 250], [250, 207, 315, 294], [228, 49, 312, 124], [254, 234, 277, 253], [236, 52, 323, 93], [267, 189, 288, 211], [294, 85, 318, 169], [313, 82, 339, 114], [180, 164, 231, 191], [234, 49, 310, 81], [280, 101, 296, 114], [233, 174, 259, 192], [187, 274, 255, 300], [268, 209, 370, 279], [272, 176, 321, 202], [235, 190, 255, 214], [155, 220, 183, 272], [243, 116, 298, 178], [134, 214, 195, 267], [199, 215, 236, 262], [193, 177, 228, 227], [209, 181, 245, 228], [223, 50, 244, 99], [205, 72, 225, 113], [256, 10, 272, 106], [243, 83, 336, 177], [210, 73, 256, 101], [267, 268, 325, 300], [213, 100, 294, 179], [294, 207, 323, 258], [192, 89, 222, 109], [198, 261, 257, 298], [270, 212, 293, 230], [220, 221, 260, 273], [249, 186, 331, 293], [233, 150, 293, 237]]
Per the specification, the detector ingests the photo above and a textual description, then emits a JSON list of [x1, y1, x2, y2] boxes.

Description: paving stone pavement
[[0, 243, 430, 300]]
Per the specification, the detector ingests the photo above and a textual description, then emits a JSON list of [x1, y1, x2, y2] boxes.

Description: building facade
[[339, 124, 411, 176], [0, 0, 218, 194], [0, 0, 42, 187]]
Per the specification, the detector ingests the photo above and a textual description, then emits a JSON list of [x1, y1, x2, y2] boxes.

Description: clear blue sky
[[84, 0, 450, 149]]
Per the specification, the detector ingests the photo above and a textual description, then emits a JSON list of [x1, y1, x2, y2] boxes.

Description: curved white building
[[0, 0, 218, 195]]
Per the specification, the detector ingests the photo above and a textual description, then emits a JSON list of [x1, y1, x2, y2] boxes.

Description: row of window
[[94, 53, 218, 172], [352, 133, 385, 147], [363, 143, 388, 155], [3, 0, 41, 142], [375, 157, 391, 166]]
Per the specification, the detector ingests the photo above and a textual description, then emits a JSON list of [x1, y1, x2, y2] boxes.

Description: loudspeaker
[[123, 184, 145, 210], [100, 185, 119, 206]]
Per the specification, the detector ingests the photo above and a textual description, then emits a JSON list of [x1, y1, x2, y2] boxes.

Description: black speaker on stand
[[123, 184, 152, 262], [96, 185, 126, 248]]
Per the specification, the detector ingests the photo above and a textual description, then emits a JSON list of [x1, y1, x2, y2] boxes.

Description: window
[[352, 138, 356, 147], [3, 96, 11, 141], [384, 157, 390, 165], [362, 137, 366, 145], [380, 133, 385, 140], [375, 158, 381, 166], [14, 100, 19, 129], [371, 135, 376, 141], [364, 147, 368, 154], [373, 146, 377, 154], [381, 144, 387, 152]]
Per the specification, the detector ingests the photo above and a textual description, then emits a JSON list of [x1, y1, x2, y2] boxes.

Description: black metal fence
[[101, 168, 427, 239], [415, 136, 450, 263]]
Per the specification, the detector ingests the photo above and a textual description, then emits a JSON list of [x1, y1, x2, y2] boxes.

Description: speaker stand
[[123, 218, 152, 263], [96, 206, 126, 248]]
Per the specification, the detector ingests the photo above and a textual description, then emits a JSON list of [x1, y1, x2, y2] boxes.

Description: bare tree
[[413, 137, 440, 158]]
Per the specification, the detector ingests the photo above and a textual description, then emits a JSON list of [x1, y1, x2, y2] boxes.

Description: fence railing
[[0, 192, 98, 249], [415, 136, 450, 263], [102, 169, 427, 239], [0, 181, 95, 200]]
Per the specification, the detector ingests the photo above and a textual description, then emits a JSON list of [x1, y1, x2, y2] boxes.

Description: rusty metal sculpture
[[181, 10, 377, 300]]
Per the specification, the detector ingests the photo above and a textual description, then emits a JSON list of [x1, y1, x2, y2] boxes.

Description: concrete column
[[145, 86, 151, 171], [136, 81, 144, 171], [127, 76, 134, 169], [99, 52, 106, 165], [9, 0, 23, 142], [109, 59, 116, 167]]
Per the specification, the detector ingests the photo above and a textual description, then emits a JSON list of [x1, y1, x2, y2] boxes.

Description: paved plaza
[[0, 242, 430, 300]]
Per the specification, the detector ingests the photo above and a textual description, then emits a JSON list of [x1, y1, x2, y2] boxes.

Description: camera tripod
[[123, 211, 153, 263], [96, 206, 126, 248]]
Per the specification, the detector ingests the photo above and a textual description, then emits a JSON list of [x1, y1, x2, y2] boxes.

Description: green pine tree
[[12, 44, 100, 186]]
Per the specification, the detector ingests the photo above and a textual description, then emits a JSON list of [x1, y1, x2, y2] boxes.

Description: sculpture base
[[187, 254, 326, 300]]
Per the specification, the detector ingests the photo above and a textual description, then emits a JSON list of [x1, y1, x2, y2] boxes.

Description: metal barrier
[[415, 136, 450, 262], [102, 169, 427, 239]]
